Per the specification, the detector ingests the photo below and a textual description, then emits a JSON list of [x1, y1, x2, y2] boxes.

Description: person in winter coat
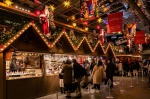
[[106, 58, 115, 89], [92, 60, 104, 93], [83, 60, 91, 89], [72, 59, 86, 97], [61, 59, 72, 98]]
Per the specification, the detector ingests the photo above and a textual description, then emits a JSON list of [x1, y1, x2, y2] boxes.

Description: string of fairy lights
[[0, 21, 120, 57], [0, 0, 142, 57]]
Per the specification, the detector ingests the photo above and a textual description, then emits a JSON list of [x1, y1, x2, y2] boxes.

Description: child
[[59, 73, 65, 93]]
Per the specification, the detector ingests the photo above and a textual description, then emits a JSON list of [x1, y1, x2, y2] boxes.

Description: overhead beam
[[0, 2, 38, 20], [0, 2, 99, 35], [54, 0, 80, 14], [125, 0, 150, 26]]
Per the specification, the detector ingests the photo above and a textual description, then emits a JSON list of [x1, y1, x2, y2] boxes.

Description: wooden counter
[[6, 75, 59, 99]]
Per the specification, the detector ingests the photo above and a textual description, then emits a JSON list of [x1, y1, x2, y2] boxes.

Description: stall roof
[[0, 22, 50, 53]]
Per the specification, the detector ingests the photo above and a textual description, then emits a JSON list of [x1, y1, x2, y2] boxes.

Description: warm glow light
[[72, 22, 77, 27], [96, 25, 100, 29], [4, 0, 13, 6], [35, 9, 41, 15], [71, 15, 75, 20], [97, 18, 102, 23], [85, 27, 88, 31], [103, 7, 108, 12], [137, 2, 142, 7], [15, 5, 18, 8], [49, 5, 55, 12], [63, 0, 70, 8], [118, 31, 121, 34]]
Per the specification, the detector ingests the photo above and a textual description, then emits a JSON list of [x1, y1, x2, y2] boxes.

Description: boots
[[60, 87, 63, 93]]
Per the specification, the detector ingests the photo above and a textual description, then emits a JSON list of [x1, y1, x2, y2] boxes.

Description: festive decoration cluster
[[0, 22, 142, 58]]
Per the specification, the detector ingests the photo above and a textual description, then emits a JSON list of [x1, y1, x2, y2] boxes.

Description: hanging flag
[[108, 12, 123, 33], [135, 30, 145, 36], [134, 30, 145, 44]]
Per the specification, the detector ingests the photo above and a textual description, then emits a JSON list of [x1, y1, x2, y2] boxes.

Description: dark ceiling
[[0, 0, 150, 33]]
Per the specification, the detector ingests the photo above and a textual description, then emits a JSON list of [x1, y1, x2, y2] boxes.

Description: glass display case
[[6, 51, 43, 80], [44, 54, 74, 76]]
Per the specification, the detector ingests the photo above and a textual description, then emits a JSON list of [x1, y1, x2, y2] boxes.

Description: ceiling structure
[[0, 0, 150, 34]]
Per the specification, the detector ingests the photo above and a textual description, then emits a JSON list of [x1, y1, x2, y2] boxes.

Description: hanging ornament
[[4, 0, 13, 6], [39, 5, 55, 37], [63, 0, 70, 8]]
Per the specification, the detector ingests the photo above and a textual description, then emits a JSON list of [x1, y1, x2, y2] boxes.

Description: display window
[[6, 51, 43, 80]]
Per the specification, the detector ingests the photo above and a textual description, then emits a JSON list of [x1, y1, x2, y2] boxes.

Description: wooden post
[[0, 52, 6, 99]]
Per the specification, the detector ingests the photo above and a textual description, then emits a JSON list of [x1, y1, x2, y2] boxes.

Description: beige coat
[[92, 65, 104, 84]]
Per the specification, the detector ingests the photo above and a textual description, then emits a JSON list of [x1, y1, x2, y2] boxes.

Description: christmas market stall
[[0, 22, 60, 99]]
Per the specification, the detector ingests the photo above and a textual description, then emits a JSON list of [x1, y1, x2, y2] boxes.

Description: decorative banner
[[99, 29, 104, 46], [134, 36, 145, 44], [135, 30, 145, 36], [134, 30, 145, 44], [108, 12, 123, 33]]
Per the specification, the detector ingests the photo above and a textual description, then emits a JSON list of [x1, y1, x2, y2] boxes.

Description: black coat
[[73, 62, 86, 78], [106, 62, 115, 78]]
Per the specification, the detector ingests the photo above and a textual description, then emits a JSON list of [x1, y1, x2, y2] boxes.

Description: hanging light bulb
[[85, 27, 88, 31], [63, 0, 70, 8], [72, 22, 77, 27]]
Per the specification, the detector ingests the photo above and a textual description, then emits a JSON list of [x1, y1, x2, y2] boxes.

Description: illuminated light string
[[0, 22, 141, 58], [0, 22, 32, 52]]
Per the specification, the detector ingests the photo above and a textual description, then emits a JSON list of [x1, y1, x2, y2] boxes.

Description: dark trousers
[[148, 73, 150, 83], [106, 76, 113, 88], [94, 84, 100, 90], [75, 78, 82, 93]]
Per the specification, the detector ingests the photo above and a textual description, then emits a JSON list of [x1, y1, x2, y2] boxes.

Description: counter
[[6, 75, 59, 99]]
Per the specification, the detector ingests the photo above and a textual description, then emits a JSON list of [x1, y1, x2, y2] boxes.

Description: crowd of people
[[59, 57, 150, 98], [59, 57, 116, 98]]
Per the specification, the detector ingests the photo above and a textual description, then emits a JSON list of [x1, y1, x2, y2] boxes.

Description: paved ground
[[37, 76, 150, 99]]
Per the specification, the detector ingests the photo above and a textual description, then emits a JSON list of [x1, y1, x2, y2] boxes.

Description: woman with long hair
[[92, 60, 104, 93]]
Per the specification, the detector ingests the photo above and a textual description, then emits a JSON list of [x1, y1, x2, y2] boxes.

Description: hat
[[72, 59, 77, 63], [65, 59, 72, 64]]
